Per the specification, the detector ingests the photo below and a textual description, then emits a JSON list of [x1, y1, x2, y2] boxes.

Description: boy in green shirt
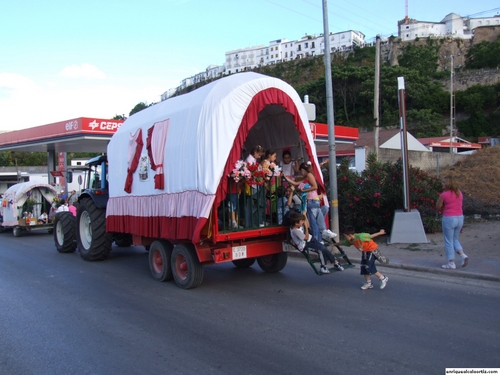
[[341, 226, 388, 290]]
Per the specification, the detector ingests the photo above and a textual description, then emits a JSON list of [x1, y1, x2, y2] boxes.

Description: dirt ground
[[442, 146, 500, 206], [403, 219, 499, 257]]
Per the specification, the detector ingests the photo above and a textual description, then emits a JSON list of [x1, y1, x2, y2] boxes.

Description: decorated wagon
[[1, 181, 58, 237], [56, 72, 352, 289]]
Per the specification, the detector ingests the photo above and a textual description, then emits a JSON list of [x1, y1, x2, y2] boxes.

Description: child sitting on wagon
[[288, 211, 344, 274]]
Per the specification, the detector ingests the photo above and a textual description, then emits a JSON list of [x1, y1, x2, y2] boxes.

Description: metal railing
[[219, 177, 284, 232]]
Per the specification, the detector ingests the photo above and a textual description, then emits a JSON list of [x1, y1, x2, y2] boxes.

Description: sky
[[1, 0, 499, 131]]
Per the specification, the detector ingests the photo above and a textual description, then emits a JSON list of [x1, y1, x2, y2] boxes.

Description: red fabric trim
[[124, 129, 144, 193], [146, 125, 157, 170], [214, 87, 324, 210], [107, 215, 207, 243], [154, 173, 164, 190]]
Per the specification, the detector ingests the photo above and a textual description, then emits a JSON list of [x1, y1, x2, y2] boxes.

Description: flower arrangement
[[230, 160, 251, 182], [230, 160, 282, 186], [265, 162, 281, 179]]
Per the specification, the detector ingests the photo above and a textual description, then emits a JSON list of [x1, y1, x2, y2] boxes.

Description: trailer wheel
[[257, 252, 288, 273], [149, 240, 173, 282], [232, 258, 256, 268], [77, 197, 112, 261], [54, 212, 76, 253], [13, 226, 22, 237], [171, 244, 203, 289]]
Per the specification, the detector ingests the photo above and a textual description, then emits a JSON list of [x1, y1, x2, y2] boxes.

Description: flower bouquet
[[265, 162, 281, 179], [230, 160, 251, 182]]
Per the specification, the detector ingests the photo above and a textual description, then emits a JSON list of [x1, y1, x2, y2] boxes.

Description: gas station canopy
[[0, 117, 124, 153]]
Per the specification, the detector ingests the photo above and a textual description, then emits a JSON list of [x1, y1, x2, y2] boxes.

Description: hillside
[[442, 146, 500, 215]]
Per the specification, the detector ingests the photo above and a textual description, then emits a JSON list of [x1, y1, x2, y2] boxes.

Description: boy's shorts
[[360, 251, 377, 275]]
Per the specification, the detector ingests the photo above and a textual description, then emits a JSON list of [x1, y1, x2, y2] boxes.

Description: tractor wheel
[[232, 258, 256, 268], [171, 244, 203, 289], [257, 252, 288, 273], [54, 212, 76, 253], [76, 198, 112, 261], [149, 240, 173, 282]]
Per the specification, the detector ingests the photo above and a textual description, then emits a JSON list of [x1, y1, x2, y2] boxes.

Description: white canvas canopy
[[1, 181, 58, 227], [106, 72, 323, 242]]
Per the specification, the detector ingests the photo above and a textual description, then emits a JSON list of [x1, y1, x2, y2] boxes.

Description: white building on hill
[[163, 30, 365, 97], [399, 13, 500, 41]]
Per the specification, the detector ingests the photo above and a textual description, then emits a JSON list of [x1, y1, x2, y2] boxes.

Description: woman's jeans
[[442, 215, 464, 261], [307, 199, 324, 240]]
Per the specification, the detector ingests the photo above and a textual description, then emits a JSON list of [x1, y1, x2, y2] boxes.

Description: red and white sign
[[82, 118, 124, 134]]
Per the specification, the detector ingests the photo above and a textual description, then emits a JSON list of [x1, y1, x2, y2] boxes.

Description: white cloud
[[0, 72, 163, 131], [60, 63, 106, 79]]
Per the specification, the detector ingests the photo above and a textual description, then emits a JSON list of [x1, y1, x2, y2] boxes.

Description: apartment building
[[225, 45, 268, 74], [161, 29, 366, 99]]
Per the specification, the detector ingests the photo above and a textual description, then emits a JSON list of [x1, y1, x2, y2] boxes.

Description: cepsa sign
[[82, 118, 124, 134]]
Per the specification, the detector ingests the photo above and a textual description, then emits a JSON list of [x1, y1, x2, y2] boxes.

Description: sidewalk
[[291, 220, 500, 282]]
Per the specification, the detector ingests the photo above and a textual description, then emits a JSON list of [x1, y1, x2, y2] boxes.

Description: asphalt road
[[1, 230, 499, 375]]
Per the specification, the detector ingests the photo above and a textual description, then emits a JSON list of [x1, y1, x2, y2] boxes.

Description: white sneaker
[[322, 229, 337, 241], [380, 276, 388, 289], [441, 262, 456, 269], [360, 282, 373, 290], [320, 266, 330, 274], [461, 255, 469, 267]]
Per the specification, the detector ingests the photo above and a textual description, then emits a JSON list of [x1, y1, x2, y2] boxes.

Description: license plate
[[232, 246, 247, 260]]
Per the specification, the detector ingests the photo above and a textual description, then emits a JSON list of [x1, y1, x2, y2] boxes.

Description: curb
[[376, 262, 500, 283], [286, 251, 500, 283]]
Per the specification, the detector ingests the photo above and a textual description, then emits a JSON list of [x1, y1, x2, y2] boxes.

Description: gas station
[[0, 117, 124, 193]]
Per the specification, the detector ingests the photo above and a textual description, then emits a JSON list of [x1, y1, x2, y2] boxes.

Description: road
[[1, 230, 499, 375]]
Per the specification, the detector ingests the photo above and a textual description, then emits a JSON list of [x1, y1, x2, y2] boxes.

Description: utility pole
[[374, 35, 381, 159], [322, 0, 339, 235]]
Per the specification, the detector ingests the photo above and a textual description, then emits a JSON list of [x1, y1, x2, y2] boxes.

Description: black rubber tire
[[54, 212, 76, 253], [257, 252, 288, 273], [13, 226, 22, 237], [149, 240, 173, 282], [232, 258, 256, 268], [114, 233, 133, 247], [171, 244, 203, 289], [76, 197, 112, 261]]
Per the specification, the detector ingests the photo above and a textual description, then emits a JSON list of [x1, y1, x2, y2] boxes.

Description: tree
[[129, 102, 149, 116], [0, 151, 47, 167], [465, 35, 500, 69], [398, 44, 439, 77]]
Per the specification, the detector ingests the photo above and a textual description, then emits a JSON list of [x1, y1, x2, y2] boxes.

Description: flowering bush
[[322, 154, 442, 233]]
